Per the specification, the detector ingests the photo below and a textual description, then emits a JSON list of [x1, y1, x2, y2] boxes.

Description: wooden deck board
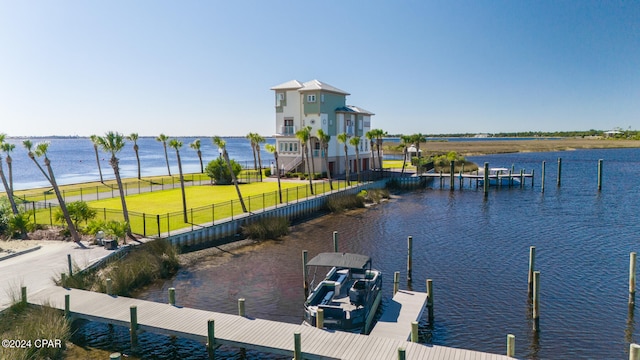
[[27, 286, 511, 360], [369, 290, 428, 341]]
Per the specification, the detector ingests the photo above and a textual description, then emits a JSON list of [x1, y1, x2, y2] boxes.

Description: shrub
[[326, 194, 365, 212], [7, 212, 34, 239], [360, 189, 390, 204], [264, 168, 271, 177], [206, 157, 242, 184], [54, 201, 96, 231], [0, 197, 10, 236], [242, 217, 290, 240], [0, 303, 69, 360]]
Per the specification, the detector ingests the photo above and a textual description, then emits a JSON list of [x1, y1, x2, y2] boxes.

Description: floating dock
[[369, 290, 428, 341], [27, 286, 511, 359]]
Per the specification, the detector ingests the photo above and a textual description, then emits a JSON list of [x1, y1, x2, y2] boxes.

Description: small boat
[[303, 252, 382, 334], [478, 167, 521, 186]]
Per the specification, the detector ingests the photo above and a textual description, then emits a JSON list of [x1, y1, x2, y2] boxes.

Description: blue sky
[[1, 1, 638, 136]]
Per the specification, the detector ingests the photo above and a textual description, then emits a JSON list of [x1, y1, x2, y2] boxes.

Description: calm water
[[0, 136, 275, 191], [73, 148, 640, 359]]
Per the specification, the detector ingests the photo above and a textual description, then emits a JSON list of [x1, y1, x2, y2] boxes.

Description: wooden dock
[[369, 290, 428, 341], [28, 286, 511, 360]]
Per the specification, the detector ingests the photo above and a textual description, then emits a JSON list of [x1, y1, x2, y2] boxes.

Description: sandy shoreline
[[386, 138, 640, 156]]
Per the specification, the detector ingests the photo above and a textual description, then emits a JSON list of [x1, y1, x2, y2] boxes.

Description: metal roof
[[306, 252, 372, 269], [335, 105, 375, 116]]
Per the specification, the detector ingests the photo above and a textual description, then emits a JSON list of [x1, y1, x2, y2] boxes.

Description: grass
[[57, 239, 179, 297], [0, 300, 69, 360], [242, 217, 290, 240], [326, 194, 366, 212]]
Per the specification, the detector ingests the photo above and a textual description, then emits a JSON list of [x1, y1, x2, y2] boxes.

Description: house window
[[307, 94, 316, 103], [321, 94, 325, 103]]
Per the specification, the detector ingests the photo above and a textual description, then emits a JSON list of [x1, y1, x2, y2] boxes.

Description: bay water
[[72, 148, 640, 359]]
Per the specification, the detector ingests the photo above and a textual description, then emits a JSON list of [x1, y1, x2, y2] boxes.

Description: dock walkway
[[369, 290, 428, 341], [29, 286, 510, 360]]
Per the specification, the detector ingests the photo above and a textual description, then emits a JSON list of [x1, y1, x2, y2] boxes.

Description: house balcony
[[280, 125, 296, 136]]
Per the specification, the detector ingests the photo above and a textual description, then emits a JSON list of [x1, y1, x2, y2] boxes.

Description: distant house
[[604, 130, 622, 138], [271, 80, 375, 176]]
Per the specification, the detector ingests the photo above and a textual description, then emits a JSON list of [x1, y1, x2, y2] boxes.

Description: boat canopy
[[307, 253, 371, 269]]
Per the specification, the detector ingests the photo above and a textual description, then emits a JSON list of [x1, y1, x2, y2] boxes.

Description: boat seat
[[320, 291, 334, 305]]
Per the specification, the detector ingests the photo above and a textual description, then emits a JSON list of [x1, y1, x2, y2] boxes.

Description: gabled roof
[[270, 80, 303, 90], [335, 105, 375, 116], [299, 80, 350, 95]]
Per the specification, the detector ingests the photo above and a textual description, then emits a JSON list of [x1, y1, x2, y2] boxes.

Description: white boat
[[478, 167, 521, 186], [303, 252, 382, 334]]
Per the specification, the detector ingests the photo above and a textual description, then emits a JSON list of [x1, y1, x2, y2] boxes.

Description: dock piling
[[427, 279, 434, 321], [106, 278, 112, 295], [302, 250, 308, 297], [557, 158, 562, 187], [630, 343, 640, 360], [316, 308, 324, 329], [333, 231, 338, 252], [411, 321, 419, 342], [294, 332, 302, 360], [169, 287, 176, 306], [207, 319, 215, 358], [129, 305, 138, 348], [61, 273, 66, 286], [533, 271, 540, 331], [64, 294, 70, 318], [109, 353, 122, 360], [483, 163, 489, 196], [393, 271, 400, 295], [238, 298, 245, 317], [67, 254, 73, 277], [528, 246, 536, 297], [21, 286, 26, 305], [450, 160, 455, 190], [630, 252, 637, 306], [598, 159, 603, 191], [397, 347, 406, 360], [507, 334, 515, 357], [541, 161, 546, 193], [407, 236, 413, 282]]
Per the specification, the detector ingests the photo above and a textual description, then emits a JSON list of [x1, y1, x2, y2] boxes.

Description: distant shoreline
[[385, 138, 640, 156]]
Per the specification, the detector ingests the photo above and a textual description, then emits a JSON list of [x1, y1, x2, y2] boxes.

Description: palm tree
[[410, 133, 426, 159], [265, 144, 282, 204], [32, 141, 83, 244], [371, 129, 387, 172], [254, 134, 265, 181], [349, 136, 362, 183], [189, 139, 204, 173], [296, 127, 314, 195], [126, 133, 141, 180], [246, 132, 259, 171], [23, 140, 49, 182], [96, 132, 133, 241], [89, 135, 104, 183], [400, 135, 412, 175], [316, 129, 333, 190], [169, 139, 188, 223], [213, 136, 247, 213], [156, 133, 171, 176], [365, 130, 377, 171], [0, 135, 19, 215], [337, 133, 350, 186], [306, 126, 317, 181]]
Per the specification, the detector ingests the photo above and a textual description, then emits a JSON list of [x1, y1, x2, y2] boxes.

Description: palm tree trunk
[[324, 146, 333, 190], [93, 144, 104, 183], [305, 145, 314, 195], [0, 166, 18, 214], [401, 147, 407, 175], [110, 157, 133, 241], [176, 151, 188, 223], [197, 150, 203, 173], [274, 151, 282, 203], [343, 144, 350, 186], [45, 158, 82, 244], [251, 143, 258, 171], [134, 145, 141, 180], [310, 141, 316, 181], [256, 145, 263, 181], [224, 151, 247, 212], [163, 144, 171, 176], [355, 149, 361, 183]]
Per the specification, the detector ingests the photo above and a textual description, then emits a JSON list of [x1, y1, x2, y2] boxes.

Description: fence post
[[157, 214, 161, 237], [142, 213, 146, 237]]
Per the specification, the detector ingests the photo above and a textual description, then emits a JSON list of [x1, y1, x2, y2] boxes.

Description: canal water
[[73, 148, 640, 359]]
